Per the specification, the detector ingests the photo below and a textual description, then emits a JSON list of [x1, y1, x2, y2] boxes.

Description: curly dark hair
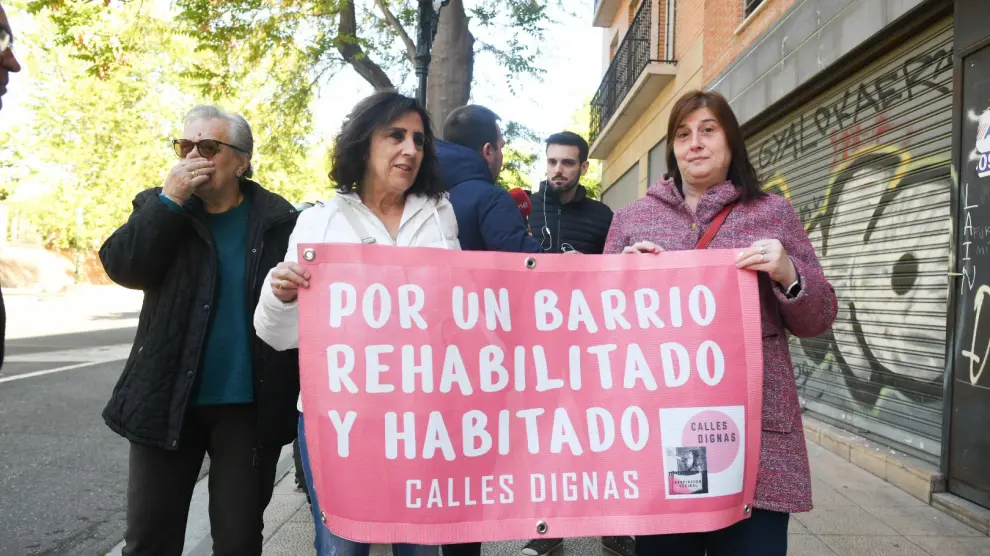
[[330, 92, 445, 199]]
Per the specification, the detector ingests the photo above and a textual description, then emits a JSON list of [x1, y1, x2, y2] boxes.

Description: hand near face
[[735, 239, 798, 285], [621, 241, 664, 255], [270, 262, 311, 303], [162, 159, 215, 204]]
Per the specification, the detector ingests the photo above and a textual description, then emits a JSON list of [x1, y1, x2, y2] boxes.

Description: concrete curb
[[932, 491, 990, 535], [802, 415, 944, 503], [802, 414, 990, 538]]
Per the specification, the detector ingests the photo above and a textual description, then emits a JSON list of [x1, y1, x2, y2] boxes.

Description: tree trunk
[[338, 0, 394, 91], [427, 0, 474, 133]]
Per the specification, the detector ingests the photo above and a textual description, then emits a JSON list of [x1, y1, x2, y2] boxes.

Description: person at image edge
[[0, 1, 23, 368], [100, 105, 300, 556]]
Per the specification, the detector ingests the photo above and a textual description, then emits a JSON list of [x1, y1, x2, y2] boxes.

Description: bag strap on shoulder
[[334, 197, 376, 244], [695, 202, 736, 250]]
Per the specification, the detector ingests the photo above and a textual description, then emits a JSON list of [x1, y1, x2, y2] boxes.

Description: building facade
[[592, 0, 990, 510]]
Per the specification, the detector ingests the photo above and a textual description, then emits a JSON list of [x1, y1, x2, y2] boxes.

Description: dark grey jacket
[[530, 181, 614, 254], [99, 180, 300, 450]]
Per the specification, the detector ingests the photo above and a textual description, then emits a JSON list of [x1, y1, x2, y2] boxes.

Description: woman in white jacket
[[253, 92, 459, 556]]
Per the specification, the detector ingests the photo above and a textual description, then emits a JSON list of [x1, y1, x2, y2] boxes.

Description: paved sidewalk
[[4, 284, 142, 339], [256, 441, 990, 555]]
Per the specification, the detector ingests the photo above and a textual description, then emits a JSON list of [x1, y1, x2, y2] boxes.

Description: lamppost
[[415, 0, 449, 106]]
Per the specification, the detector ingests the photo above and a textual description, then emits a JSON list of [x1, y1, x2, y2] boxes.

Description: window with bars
[[744, 0, 765, 18]]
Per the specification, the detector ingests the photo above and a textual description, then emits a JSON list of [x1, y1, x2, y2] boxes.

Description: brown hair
[[665, 90, 764, 202]]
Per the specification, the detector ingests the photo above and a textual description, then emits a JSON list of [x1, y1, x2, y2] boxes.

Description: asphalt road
[[0, 328, 137, 556]]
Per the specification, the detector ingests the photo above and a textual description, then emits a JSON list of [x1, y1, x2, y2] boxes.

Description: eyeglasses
[[172, 138, 247, 159]]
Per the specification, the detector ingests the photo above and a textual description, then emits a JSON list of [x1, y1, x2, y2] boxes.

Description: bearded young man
[[522, 133, 628, 556], [530, 132, 613, 255]]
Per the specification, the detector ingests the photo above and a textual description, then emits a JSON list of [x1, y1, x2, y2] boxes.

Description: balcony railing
[[590, 0, 673, 145]]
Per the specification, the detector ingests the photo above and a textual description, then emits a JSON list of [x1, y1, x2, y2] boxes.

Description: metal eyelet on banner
[[303, 248, 316, 262], [525, 257, 537, 269], [743, 504, 751, 514], [320, 510, 327, 524], [535, 520, 548, 534]]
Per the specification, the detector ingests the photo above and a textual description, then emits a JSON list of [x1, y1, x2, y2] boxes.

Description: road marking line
[[0, 358, 127, 384], [5, 343, 133, 363]]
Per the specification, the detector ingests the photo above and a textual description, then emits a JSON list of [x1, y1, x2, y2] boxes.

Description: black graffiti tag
[[814, 89, 854, 137], [902, 48, 952, 99], [756, 46, 952, 171], [758, 113, 819, 169]]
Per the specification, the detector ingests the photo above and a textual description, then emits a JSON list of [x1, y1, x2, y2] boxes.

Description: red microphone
[[508, 187, 532, 220]]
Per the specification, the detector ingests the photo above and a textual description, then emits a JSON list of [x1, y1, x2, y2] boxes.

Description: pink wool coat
[[604, 177, 838, 514]]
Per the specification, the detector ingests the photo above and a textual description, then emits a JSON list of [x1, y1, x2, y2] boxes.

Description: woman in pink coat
[[605, 90, 838, 555]]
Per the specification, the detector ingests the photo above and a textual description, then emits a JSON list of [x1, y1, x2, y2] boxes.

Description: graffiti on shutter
[[747, 20, 953, 460]]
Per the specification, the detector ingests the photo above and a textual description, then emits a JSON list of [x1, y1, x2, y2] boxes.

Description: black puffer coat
[[99, 180, 300, 451], [530, 181, 614, 254]]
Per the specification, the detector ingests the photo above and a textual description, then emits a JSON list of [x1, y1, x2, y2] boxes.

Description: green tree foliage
[[170, 0, 568, 154], [498, 146, 538, 191], [173, 0, 561, 93], [497, 120, 539, 191], [565, 95, 601, 199], [0, 1, 329, 251], [3, 0, 588, 254], [2, 1, 189, 250]]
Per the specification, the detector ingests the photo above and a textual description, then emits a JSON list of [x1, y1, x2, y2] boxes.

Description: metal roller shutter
[[746, 19, 954, 461]]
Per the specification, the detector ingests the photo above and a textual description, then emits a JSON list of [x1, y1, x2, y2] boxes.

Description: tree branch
[[374, 0, 416, 66], [337, 0, 394, 91]]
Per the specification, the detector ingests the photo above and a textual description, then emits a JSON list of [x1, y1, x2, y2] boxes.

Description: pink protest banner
[[297, 244, 763, 545]]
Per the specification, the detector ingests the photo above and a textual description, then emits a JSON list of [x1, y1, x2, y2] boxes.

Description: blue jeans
[[297, 415, 440, 556]]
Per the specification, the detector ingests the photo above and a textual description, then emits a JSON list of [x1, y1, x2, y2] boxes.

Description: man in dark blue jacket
[[438, 104, 541, 253], [435, 106, 540, 556]]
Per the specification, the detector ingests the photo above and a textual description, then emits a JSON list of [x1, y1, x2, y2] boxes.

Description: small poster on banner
[[660, 406, 745, 499], [666, 447, 709, 495]]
